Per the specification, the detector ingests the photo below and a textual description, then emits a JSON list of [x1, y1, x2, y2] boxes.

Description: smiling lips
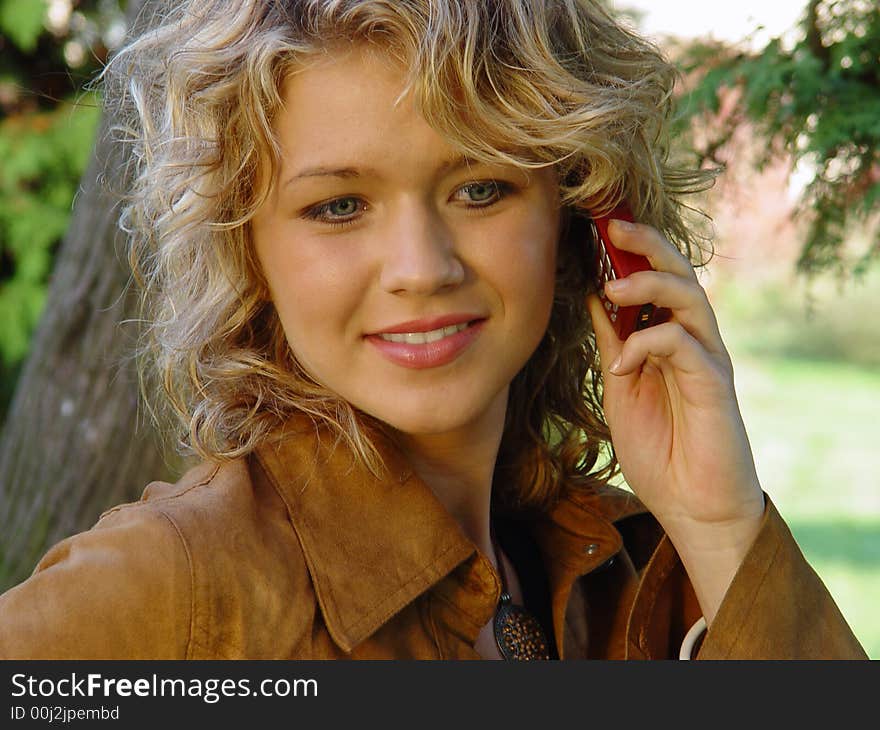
[[365, 314, 485, 369], [379, 321, 470, 344]]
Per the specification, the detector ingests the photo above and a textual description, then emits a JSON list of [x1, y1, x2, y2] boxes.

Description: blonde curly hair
[[104, 0, 715, 512]]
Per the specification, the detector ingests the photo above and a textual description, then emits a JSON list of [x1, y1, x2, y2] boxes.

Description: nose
[[378, 205, 465, 295]]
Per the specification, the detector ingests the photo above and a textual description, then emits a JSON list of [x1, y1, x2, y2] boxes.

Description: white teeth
[[379, 322, 470, 344]]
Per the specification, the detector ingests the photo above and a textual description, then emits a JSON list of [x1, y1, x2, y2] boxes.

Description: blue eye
[[327, 198, 358, 216], [303, 196, 364, 227], [303, 181, 512, 229], [456, 181, 511, 206]]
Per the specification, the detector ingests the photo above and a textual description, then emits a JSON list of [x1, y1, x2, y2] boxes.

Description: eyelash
[[301, 180, 514, 229]]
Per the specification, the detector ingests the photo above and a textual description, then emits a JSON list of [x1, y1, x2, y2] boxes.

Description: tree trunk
[[0, 0, 184, 591]]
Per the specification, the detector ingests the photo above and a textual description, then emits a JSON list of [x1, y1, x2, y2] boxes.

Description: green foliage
[[0, 1, 124, 421], [0, 0, 47, 52], [676, 1, 880, 281], [0, 96, 101, 367]]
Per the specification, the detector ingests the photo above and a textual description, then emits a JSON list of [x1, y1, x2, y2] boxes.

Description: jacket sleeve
[[0, 503, 192, 659], [696, 496, 866, 659], [628, 495, 868, 659]]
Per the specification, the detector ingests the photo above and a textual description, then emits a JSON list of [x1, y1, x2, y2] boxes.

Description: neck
[[395, 389, 507, 562]]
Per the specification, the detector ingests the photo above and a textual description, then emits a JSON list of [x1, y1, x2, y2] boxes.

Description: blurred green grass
[[712, 276, 880, 659], [727, 353, 880, 659]]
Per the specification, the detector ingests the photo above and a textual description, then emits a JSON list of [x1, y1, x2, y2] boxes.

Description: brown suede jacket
[[0, 420, 867, 659]]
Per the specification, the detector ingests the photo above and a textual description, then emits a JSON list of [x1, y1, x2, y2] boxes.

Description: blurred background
[[0, 0, 877, 657]]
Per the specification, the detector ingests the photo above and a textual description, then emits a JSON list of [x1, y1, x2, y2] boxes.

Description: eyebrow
[[282, 154, 480, 188]]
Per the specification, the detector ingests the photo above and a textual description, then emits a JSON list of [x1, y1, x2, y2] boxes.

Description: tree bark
[[0, 0, 183, 591]]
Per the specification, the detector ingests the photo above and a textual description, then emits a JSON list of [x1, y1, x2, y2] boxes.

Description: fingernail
[[610, 218, 635, 231], [609, 355, 622, 374], [605, 278, 628, 293]]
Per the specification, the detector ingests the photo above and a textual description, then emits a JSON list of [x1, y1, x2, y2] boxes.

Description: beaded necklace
[[491, 525, 550, 660]]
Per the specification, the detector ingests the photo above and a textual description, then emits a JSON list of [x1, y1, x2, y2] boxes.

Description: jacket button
[[584, 543, 599, 555]]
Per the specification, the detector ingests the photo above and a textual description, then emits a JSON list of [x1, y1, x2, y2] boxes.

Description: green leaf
[[0, 277, 46, 366], [0, 0, 47, 53]]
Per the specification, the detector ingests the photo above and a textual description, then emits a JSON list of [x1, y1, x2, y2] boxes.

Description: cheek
[[501, 219, 559, 312], [258, 238, 370, 352]]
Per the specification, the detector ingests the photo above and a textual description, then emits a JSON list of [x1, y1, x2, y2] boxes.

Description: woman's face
[[251, 45, 562, 438]]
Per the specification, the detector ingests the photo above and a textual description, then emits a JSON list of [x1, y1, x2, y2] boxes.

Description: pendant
[[493, 592, 550, 660]]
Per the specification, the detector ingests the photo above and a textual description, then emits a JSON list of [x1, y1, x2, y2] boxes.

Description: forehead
[[266, 42, 557, 193], [292, 44, 404, 93], [272, 45, 468, 176]]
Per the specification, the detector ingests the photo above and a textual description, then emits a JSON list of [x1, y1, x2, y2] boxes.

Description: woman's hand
[[586, 218, 765, 624]]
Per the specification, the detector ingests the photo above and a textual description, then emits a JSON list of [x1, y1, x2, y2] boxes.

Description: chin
[[362, 388, 504, 440], [373, 410, 474, 438]]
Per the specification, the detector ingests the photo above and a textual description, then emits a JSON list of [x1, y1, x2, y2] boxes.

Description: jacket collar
[[255, 418, 476, 652], [255, 416, 647, 654]]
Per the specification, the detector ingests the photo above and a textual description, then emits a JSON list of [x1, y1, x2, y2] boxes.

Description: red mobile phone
[[583, 204, 671, 339]]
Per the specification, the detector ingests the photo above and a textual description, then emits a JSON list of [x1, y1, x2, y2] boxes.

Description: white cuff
[[678, 616, 708, 660]]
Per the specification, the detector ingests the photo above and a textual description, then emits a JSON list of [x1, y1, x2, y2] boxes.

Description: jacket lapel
[[257, 416, 655, 658], [255, 418, 476, 652]]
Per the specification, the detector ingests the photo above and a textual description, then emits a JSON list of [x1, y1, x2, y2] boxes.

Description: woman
[[0, 0, 866, 659]]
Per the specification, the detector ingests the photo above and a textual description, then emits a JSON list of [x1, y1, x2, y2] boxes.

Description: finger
[[607, 219, 697, 281], [609, 320, 726, 382], [603, 270, 727, 357], [586, 292, 622, 379]]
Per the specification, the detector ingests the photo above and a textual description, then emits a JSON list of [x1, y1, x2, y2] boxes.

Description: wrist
[[666, 499, 766, 625], [666, 497, 765, 557]]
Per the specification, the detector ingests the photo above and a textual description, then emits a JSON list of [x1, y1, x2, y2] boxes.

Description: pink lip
[[369, 313, 483, 335], [365, 318, 486, 370]]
